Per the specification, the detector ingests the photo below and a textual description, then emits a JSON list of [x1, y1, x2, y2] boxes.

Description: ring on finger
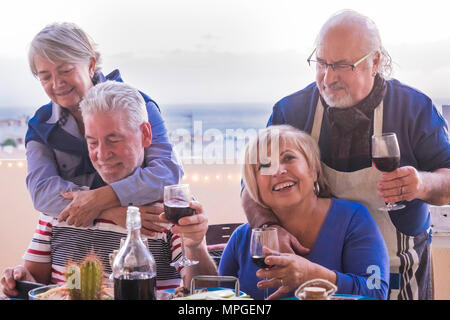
[[400, 186, 404, 195], [280, 278, 284, 287]]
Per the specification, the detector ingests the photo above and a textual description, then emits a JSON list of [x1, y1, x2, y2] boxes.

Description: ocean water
[[0, 104, 274, 161], [0, 103, 273, 131]]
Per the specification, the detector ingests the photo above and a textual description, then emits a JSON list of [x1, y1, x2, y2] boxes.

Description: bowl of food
[[29, 284, 66, 300], [28, 283, 114, 300]]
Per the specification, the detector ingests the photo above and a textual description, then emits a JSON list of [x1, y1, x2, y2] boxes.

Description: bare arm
[[242, 188, 310, 256], [25, 261, 52, 285], [378, 167, 450, 206], [242, 188, 279, 228], [416, 168, 450, 205], [183, 238, 218, 288], [165, 201, 218, 288], [98, 203, 169, 236]]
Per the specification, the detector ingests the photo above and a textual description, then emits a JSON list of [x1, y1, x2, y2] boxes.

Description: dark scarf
[[320, 74, 387, 170]]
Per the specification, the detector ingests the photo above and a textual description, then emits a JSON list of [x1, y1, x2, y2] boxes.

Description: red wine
[[373, 156, 400, 172], [251, 255, 270, 269], [164, 200, 195, 224], [114, 277, 157, 300]]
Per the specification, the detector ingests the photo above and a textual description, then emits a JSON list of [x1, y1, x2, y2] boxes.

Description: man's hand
[[377, 166, 450, 205], [377, 166, 423, 203], [273, 225, 310, 256], [1, 266, 36, 298], [139, 202, 168, 235], [161, 201, 208, 249], [58, 186, 120, 227]]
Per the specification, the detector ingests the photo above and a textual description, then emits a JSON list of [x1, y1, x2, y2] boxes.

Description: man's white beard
[[322, 92, 355, 108], [320, 81, 355, 108]]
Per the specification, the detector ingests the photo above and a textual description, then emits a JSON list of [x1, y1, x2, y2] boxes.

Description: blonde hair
[[243, 125, 331, 208], [29, 22, 101, 77]]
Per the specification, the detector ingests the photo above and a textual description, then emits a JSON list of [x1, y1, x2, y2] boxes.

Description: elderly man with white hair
[[1, 81, 217, 298], [244, 10, 450, 300]]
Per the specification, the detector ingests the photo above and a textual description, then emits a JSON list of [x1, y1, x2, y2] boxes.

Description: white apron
[[311, 99, 431, 300]]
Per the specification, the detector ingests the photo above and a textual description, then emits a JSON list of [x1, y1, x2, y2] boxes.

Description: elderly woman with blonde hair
[[218, 125, 389, 300]]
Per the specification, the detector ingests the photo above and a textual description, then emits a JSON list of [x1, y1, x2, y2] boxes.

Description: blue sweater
[[268, 79, 450, 236], [219, 198, 389, 300]]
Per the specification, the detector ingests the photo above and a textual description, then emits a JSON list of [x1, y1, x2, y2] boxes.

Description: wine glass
[[372, 133, 406, 211], [164, 184, 198, 268], [250, 227, 280, 299]]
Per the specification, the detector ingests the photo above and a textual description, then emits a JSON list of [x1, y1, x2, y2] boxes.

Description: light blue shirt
[[26, 100, 183, 217]]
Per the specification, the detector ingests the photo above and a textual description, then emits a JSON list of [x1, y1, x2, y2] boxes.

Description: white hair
[[28, 22, 102, 77], [316, 9, 392, 79], [79, 81, 148, 130]]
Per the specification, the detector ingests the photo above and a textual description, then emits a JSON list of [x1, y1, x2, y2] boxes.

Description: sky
[[0, 0, 449, 108]]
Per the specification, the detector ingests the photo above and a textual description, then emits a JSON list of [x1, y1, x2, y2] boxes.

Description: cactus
[[65, 254, 104, 300], [80, 255, 104, 300]]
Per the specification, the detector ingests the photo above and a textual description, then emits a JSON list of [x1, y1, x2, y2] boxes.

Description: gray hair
[[29, 22, 101, 77], [80, 81, 148, 130], [243, 125, 331, 208], [316, 9, 392, 79]]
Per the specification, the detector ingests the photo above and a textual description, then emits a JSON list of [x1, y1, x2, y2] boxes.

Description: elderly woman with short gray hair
[[25, 22, 183, 231]]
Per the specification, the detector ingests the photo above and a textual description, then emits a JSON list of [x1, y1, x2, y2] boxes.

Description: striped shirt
[[24, 213, 184, 290]]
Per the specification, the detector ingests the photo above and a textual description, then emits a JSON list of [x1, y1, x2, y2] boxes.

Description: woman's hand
[[255, 248, 311, 300], [1, 266, 36, 298], [58, 186, 119, 227], [271, 225, 310, 256], [160, 201, 208, 249]]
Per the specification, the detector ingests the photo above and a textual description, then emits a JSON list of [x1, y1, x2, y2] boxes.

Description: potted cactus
[[65, 254, 104, 300]]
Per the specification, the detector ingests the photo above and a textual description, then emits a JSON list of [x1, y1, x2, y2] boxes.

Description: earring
[[313, 181, 320, 196]]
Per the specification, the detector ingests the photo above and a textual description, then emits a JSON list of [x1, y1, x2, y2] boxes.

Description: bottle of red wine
[[112, 206, 157, 300]]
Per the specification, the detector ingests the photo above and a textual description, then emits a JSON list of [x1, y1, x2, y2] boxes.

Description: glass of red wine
[[250, 227, 280, 299], [164, 184, 198, 268], [372, 132, 406, 211]]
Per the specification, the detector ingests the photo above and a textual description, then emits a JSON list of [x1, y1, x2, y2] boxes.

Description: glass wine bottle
[[112, 206, 157, 300]]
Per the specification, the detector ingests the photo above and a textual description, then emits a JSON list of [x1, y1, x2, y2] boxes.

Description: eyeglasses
[[307, 48, 373, 72]]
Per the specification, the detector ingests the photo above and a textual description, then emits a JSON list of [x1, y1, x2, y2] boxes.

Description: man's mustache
[[323, 82, 348, 91]]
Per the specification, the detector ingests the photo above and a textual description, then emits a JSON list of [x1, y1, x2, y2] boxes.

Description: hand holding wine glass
[[372, 133, 406, 211], [250, 227, 280, 299], [163, 184, 199, 268]]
